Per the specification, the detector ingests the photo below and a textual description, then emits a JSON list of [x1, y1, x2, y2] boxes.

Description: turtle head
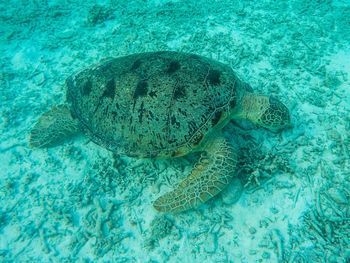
[[258, 96, 291, 132], [236, 93, 291, 132]]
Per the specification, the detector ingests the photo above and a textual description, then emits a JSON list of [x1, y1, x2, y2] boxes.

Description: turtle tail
[[153, 135, 237, 213], [29, 104, 80, 148]]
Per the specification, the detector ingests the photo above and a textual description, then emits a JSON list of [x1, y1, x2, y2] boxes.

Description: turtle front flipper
[[153, 136, 237, 213], [29, 104, 80, 148]]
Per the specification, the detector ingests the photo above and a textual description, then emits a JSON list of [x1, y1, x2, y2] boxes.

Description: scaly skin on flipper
[[153, 135, 237, 213], [29, 105, 80, 148]]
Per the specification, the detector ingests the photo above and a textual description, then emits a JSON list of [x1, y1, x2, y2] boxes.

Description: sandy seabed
[[1, 0, 350, 262]]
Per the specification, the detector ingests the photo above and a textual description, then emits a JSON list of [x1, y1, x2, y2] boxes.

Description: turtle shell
[[66, 51, 247, 157]]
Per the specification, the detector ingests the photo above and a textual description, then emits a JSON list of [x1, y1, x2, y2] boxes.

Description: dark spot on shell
[[131, 59, 142, 71], [103, 105, 109, 115], [178, 108, 187, 116], [211, 111, 222, 126], [147, 110, 155, 120], [229, 98, 236, 109], [171, 115, 180, 128], [111, 111, 118, 120], [103, 78, 116, 99], [188, 121, 197, 132], [138, 101, 145, 123], [82, 79, 92, 96], [167, 61, 181, 74], [208, 69, 221, 85], [133, 80, 148, 99], [149, 90, 157, 98], [174, 85, 186, 100]]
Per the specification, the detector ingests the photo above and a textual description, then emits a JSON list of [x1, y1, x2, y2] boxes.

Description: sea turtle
[[30, 51, 291, 213]]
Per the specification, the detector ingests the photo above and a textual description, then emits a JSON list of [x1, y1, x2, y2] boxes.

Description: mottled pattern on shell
[[67, 51, 246, 157]]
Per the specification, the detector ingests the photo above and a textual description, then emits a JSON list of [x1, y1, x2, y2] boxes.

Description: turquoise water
[[1, 0, 350, 262]]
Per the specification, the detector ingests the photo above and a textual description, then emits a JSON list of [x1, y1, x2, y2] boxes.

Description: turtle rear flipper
[[153, 136, 237, 213], [29, 104, 80, 148]]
